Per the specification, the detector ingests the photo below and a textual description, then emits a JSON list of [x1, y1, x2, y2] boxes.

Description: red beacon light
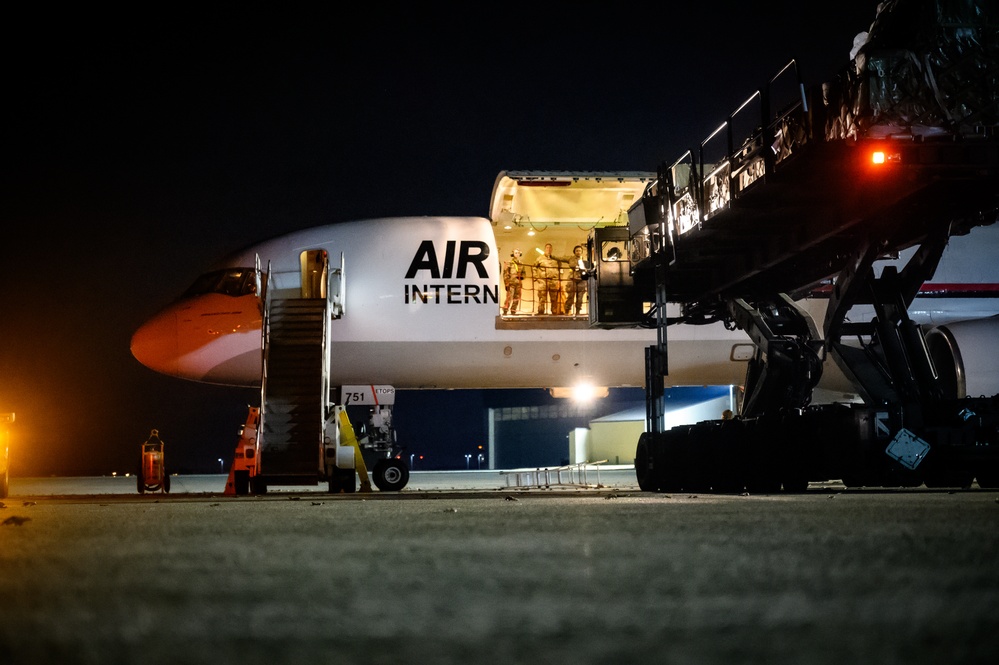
[[868, 148, 902, 167]]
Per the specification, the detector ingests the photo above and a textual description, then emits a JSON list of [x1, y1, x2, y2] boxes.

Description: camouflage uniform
[[534, 245, 566, 315], [502, 252, 526, 315]]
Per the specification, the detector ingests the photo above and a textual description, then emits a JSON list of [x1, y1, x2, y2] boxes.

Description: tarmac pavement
[[4, 467, 637, 497], [1, 473, 998, 665]]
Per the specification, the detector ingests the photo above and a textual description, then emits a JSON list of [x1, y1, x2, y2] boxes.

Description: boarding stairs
[[257, 296, 328, 486]]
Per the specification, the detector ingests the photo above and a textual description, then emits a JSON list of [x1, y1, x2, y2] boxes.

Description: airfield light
[[572, 383, 598, 403], [548, 384, 609, 401], [553, 382, 610, 403]]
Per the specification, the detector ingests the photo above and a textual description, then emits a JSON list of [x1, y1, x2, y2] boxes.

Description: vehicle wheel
[[339, 468, 357, 493], [163, 474, 171, 493], [373, 458, 409, 492], [0, 469, 8, 499], [137, 475, 145, 494], [683, 425, 713, 493], [779, 450, 809, 493], [234, 470, 250, 495], [250, 476, 268, 495], [634, 434, 659, 492], [658, 428, 687, 493], [923, 465, 973, 489], [709, 421, 745, 494]]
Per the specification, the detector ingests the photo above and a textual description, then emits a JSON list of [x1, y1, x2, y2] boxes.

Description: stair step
[[259, 296, 330, 477]]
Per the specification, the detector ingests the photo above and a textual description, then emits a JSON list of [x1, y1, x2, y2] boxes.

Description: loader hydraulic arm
[[727, 294, 824, 418]]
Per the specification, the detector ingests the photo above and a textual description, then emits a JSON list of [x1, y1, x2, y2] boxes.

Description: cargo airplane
[[131, 174, 751, 394], [130, 172, 999, 489]]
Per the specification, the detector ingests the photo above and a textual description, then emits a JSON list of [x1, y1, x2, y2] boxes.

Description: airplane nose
[[130, 309, 180, 376]]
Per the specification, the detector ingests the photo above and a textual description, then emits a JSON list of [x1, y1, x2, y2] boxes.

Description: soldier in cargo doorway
[[533, 243, 565, 315], [502, 249, 526, 315]]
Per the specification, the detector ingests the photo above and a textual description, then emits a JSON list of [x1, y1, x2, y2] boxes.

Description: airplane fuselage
[[131, 212, 999, 399], [132, 216, 753, 391]]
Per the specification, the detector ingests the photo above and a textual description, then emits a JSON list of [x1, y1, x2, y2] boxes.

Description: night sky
[[3, 5, 881, 475]]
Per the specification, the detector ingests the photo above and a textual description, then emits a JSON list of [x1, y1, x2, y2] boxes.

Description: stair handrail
[[257, 257, 273, 460]]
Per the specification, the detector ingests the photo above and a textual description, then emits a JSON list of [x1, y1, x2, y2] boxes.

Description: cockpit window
[[180, 269, 258, 298]]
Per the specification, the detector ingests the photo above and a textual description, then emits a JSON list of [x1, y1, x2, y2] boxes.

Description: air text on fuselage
[[404, 240, 499, 304]]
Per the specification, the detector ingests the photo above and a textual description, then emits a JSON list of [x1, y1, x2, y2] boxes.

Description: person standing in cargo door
[[563, 244, 590, 316], [533, 243, 565, 315], [501, 249, 526, 315]]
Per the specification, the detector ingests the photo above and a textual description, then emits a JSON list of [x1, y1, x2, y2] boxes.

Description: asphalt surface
[[4, 467, 636, 497], [2, 473, 998, 665]]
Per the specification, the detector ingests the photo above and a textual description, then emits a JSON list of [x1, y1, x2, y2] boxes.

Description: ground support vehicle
[[612, 1, 999, 491]]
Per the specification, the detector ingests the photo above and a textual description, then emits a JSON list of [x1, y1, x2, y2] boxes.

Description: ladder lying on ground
[[501, 461, 609, 490]]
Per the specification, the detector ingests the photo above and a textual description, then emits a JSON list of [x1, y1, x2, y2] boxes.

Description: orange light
[[871, 151, 886, 165]]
